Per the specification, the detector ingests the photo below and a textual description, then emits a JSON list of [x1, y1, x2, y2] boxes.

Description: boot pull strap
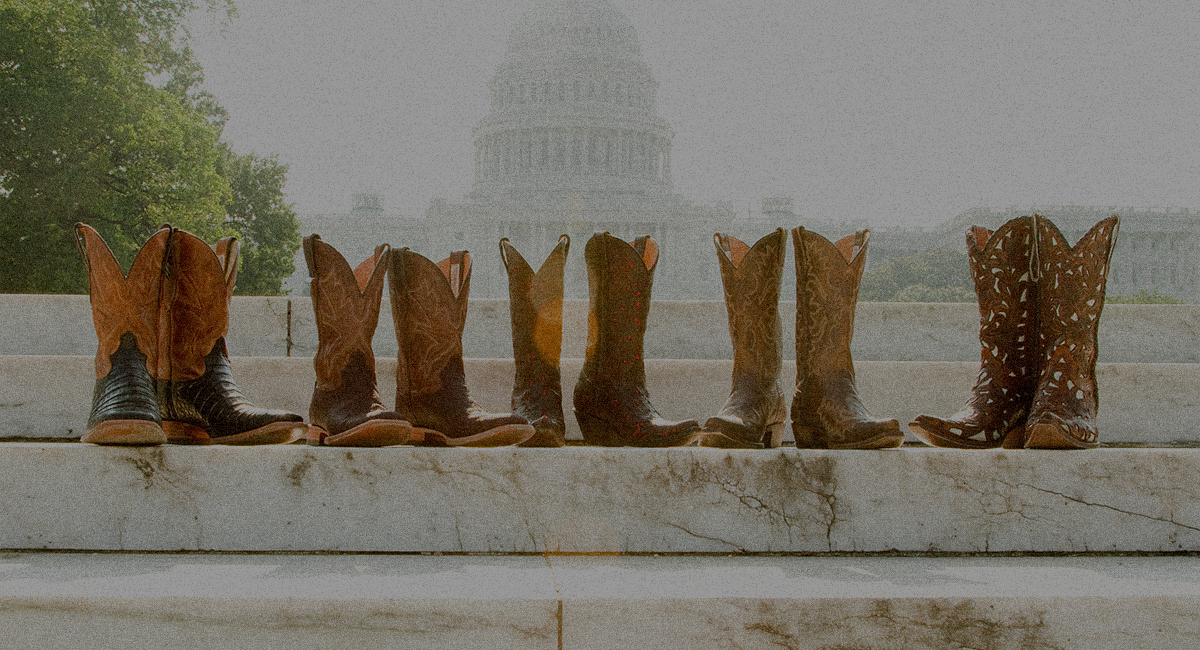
[[498, 237, 516, 271], [1030, 213, 1042, 281], [968, 226, 991, 250], [557, 233, 570, 256], [302, 234, 321, 279], [73, 223, 92, 274], [214, 236, 239, 286]]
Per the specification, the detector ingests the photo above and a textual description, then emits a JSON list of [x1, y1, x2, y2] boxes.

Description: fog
[[187, 0, 1200, 227]]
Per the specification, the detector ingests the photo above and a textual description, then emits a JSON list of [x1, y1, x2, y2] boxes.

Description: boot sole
[[794, 425, 905, 450], [410, 424, 535, 447], [81, 420, 167, 445], [517, 426, 567, 448], [1024, 422, 1099, 449], [164, 421, 307, 445], [312, 420, 413, 447]]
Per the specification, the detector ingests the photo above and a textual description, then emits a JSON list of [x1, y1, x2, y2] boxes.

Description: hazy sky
[[186, 0, 1200, 226]]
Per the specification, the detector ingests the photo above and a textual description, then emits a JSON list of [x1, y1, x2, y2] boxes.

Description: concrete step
[[0, 552, 1197, 649], [4, 356, 1197, 445], [1, 444, 1198, 554], [6, 293, 1198, 362]]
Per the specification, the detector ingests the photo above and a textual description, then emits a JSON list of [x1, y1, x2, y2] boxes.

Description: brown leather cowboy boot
[[573, 232, 700, 447], [791, 227, 903, 449], [304, 235, 412, 447], [698, 229, 788, 449], [1023, 214, 1119, 449], [156, 228, 306, 445], [909, 216, 1040, 449], [388, 248, 534, 447], [75, 223, 169, 445], [500, 235, 570, 448]]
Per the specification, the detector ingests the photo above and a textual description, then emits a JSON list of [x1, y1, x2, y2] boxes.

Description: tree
[[1, 0, 299, 295], [860, 248, 975, 302], [216, 144, 300, 295]]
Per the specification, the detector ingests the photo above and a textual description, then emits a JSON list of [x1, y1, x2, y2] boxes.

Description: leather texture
[[305, 235, 409, 444], [1024, 215, 1120, 449], [909, 216, 1040, 448], [791, 227, 903, 449], [573, 232, 700, 447], [501, 235, 570, 447], [389, 248, 533, 445], [700, 229, 788, 448]]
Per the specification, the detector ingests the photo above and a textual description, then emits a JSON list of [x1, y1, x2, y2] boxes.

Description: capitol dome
[[470, 0, 675, 198]]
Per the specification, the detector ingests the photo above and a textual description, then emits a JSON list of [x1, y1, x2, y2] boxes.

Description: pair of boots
[[909, 214, 1119, 449], [305, 236, 534, 447], [693, 228, 903, 450], [77, 224, 306, 445]]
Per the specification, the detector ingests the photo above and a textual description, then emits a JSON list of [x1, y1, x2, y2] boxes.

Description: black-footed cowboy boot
[[156, 228, 306, 444], [1023, 214, 1119, 449], [909, 216, 1040, 449], [698, 229, 788, 449], [573, 232, 701, 447], [501, 235, 570, 447], [305, 235, 412, 446], [791, 228, 903, 449], [75, 223, 169, 445], [388, 248, 534, 447]]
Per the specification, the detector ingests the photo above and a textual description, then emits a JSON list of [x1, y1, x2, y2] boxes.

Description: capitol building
[[290, 0, 1200, 303]]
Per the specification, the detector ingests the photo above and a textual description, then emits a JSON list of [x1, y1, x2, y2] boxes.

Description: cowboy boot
[[74, 224, 169, 445], [304, 235, 412, 447], [388, 248, 534, 447], [1023, 214, 1119, 449], [791, 227, 903, 449], [909, 216, 1040, 449], [698, 229, 788, 449], [573, 232, 701, 447], [501, 235, 570, 448], [157, 228, 306, 445]]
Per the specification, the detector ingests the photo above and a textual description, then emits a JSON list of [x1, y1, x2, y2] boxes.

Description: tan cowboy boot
[[698, 229, 788, 449], [75, 223, 170, 445], [501, 235, 570, 448], [573, 233, 700, 447], [791, 227, 903, 449], [388, 248, 534, 447], [305, 235, 412, 446]]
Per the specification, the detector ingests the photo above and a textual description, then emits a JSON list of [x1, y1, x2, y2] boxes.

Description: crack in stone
[[665, 522, 747, 553], [1017, 483, 1200, 533]]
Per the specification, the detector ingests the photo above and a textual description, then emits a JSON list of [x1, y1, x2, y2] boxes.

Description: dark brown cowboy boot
[[573, 232, 700, 447], [156, 229, 306, 445], [791, 228, 903, 449], [1023, 214, 1119, 449], [909, 216, 1040, 449], [75, 223, 169, 445], [305, 235, 412, 447], [698, 229, 788, 449], [388, 248, 534, 447], [501, 235, 570, 448]]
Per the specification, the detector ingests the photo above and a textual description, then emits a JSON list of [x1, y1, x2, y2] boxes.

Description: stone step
[[4, 356, 1196, 445], [6, 293, 1198, 362], [1, 444, 1197, 554], [0, 552, 1197, 649]]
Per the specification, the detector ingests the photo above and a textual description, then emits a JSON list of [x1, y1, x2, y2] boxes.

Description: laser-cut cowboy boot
[[573, 233, 701, 447], [909, 216, 1040, 449], [156, 229, 306, 445], [501, 235, 570, 448], [791, 227, 903, 449], [698, 229, 788, 449], [75, 223, 169, 445], [1023, 214, 1119, 449], [305, 235, 412, 447], [389, 248, 534, 447]]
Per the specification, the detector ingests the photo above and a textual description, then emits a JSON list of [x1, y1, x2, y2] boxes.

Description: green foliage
[[860, 248, 974, 302], [1106, 288, 1185, 304], [0, 0, 298, 295], [217, 144, 300, 295]]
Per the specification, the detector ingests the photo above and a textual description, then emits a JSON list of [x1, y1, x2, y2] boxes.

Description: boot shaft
[[305, 235, 389, 391], [792, 227, 868, 381], [388, 248, 472, 401], [501, 235, 569, 380], [582, 232, 657, 383], [159, 229, 237, 382], [715, 229, 785, 385]]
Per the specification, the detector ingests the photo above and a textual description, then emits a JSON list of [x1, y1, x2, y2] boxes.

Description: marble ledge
[[0, 553, 1199, 649], [1, 444, 1200, 555]]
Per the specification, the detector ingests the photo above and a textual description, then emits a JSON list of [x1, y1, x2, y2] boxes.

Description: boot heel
[[163, 421, 210, 445], [574, 410, 623, 447], [307, 425, 328, 446], [765, 422, 787, 448], [791, 424, 827, 449]]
